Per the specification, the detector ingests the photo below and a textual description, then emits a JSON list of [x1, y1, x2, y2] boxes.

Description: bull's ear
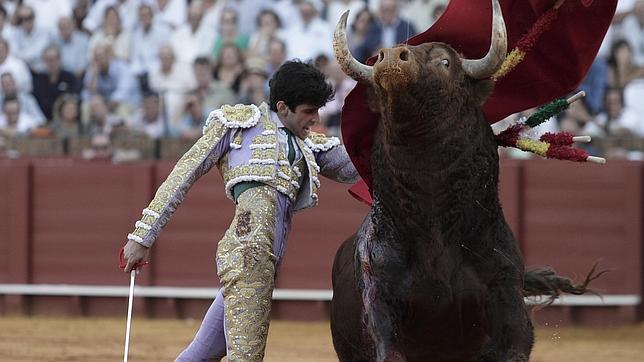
[[467, 78, 494, 106]]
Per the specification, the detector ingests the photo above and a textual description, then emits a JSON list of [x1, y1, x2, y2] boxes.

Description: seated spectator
[[49, 94, 83, 140], [12, 5, 50, 72], [285, 0, 333, 62], [82, 0, 138, 34], [24, 0, 72, 35], [176, 92, 208, 140], [273, 0, 302, 31], [347, 8, 375, 57], [32, 46, 79, 121], [88, 5, 130, 61], [606, 39, 644, 88], [169, 1, 215, 64], [0, 34, 33, 93], [152, 0, 187, 30], [266, 38, 287, 77], [224, 0, 272, 37], [212, 8, 248, 58], [129, 3, 171, 94], [402, 0, 446, 31], [149, 44, 196, 125], [247, 9, 285, 59], [585, 87, 644, 138], [213, 43, 245, 95], [0, 5, 17, 48], [126, 92, 175, 139], [0, 96, 39, 137], [72, 0, 91, 34], [326, 0, 366, 30], [198, 0, 225, 37], [82, 132, 113, 161], [238, 57, 269, 106], [579, 57, 608, 115], [355, 0, 418, 62], [84, 94, 125, 136], [0, 72, 46, 125], [192, 56, 236, 111], [53, 16, 90, 79], [82, 43, 140, 114], [558, 98, 594, 136], [616, 0, 644, 66]]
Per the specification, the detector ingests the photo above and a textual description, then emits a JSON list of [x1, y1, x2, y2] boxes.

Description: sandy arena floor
[[1, 317, 643, 361]]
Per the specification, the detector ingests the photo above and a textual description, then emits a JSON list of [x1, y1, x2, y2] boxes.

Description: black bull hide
[[329, 42, 601, 362]]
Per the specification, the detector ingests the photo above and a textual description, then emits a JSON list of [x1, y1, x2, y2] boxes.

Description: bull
[[329, 1, 599, 361]]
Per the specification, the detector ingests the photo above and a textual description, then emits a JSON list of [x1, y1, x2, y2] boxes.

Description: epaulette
[[304, 131, 341, 152], [203, 104, 261, 134]]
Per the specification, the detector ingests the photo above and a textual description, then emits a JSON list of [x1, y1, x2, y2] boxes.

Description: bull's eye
[[440, 59, 450, 68]]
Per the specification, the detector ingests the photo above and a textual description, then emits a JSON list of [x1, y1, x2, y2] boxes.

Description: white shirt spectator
[[402, 0, 446, 31], [153, 0, 187, 30], [83, 0, 139, 33], [0, 54, 33, 93], [617, 13, 644, 66], [149, 46, 197, 124], [285, 4, 333, 62], [272, 0, 302, 30], [12, 25, 51, 72], [130, 23, 171, 76], [169, 23, 215, 64], [24, 0, 72, 34], [225, 0, 273, 36], [197, 0, 225, 37], [623, 79, 644, 136], [0, 106, 39, 135], [326, 0, 366, 30], [52, 18, 90, 76], [148, 62, 196, 94], [127, 107, 173, 139], [88, 29, 131, 61]]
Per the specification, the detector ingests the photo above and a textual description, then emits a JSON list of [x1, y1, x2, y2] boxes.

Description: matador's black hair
[[269, 60, 334, 112]]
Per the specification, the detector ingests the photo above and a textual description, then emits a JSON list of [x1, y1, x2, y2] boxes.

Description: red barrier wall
[[0, 158, 642, 324]]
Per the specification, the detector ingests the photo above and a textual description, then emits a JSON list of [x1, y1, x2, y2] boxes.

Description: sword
[[119, 248, 148, 362], [124, 269, 136, 362]]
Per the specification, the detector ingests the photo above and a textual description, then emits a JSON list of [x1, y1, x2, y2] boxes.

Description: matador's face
[[278, 102, 321, 140]]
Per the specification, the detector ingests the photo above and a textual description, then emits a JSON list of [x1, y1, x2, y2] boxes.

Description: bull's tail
[[523, 262, 609, 305]]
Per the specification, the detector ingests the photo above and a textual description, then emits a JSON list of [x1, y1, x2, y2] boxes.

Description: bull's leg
[[476, 286, 534, 362], [363, 296, 406, 362]]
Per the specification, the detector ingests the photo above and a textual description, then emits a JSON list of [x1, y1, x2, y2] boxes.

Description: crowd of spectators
[[0, 0, 642, 162]]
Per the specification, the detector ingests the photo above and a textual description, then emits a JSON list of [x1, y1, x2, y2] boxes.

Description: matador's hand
[[122, 240, 150, 273]]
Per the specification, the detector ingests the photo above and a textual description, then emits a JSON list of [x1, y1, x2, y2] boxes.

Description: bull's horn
[[333, 10, 373, 83], [461, 0, 508, 79]]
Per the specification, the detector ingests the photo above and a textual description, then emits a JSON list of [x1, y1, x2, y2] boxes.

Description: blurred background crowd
[[0, 0, 642, 162]]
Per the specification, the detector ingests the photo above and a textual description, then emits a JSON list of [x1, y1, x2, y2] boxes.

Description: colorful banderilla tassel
[[495, 90, 605, 164], [525, 91, 586, 128], [492, 0, 566, 82], [501, 135, 605, 164]]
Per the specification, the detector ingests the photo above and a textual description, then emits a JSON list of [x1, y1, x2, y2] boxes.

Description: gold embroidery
[[221, 104, 258, 126], [217, 186, 277, 361], [127, 119, 229, 246], [307, 131, 329, 144]]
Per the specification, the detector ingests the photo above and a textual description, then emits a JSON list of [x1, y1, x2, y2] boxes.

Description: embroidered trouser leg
[[216, 186, 277, 362]]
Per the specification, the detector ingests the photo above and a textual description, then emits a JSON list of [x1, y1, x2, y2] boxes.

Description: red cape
[[341, 0, 617, 204]]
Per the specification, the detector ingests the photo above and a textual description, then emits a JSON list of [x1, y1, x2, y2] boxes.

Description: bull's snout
[[376, 47, 410, 65]]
